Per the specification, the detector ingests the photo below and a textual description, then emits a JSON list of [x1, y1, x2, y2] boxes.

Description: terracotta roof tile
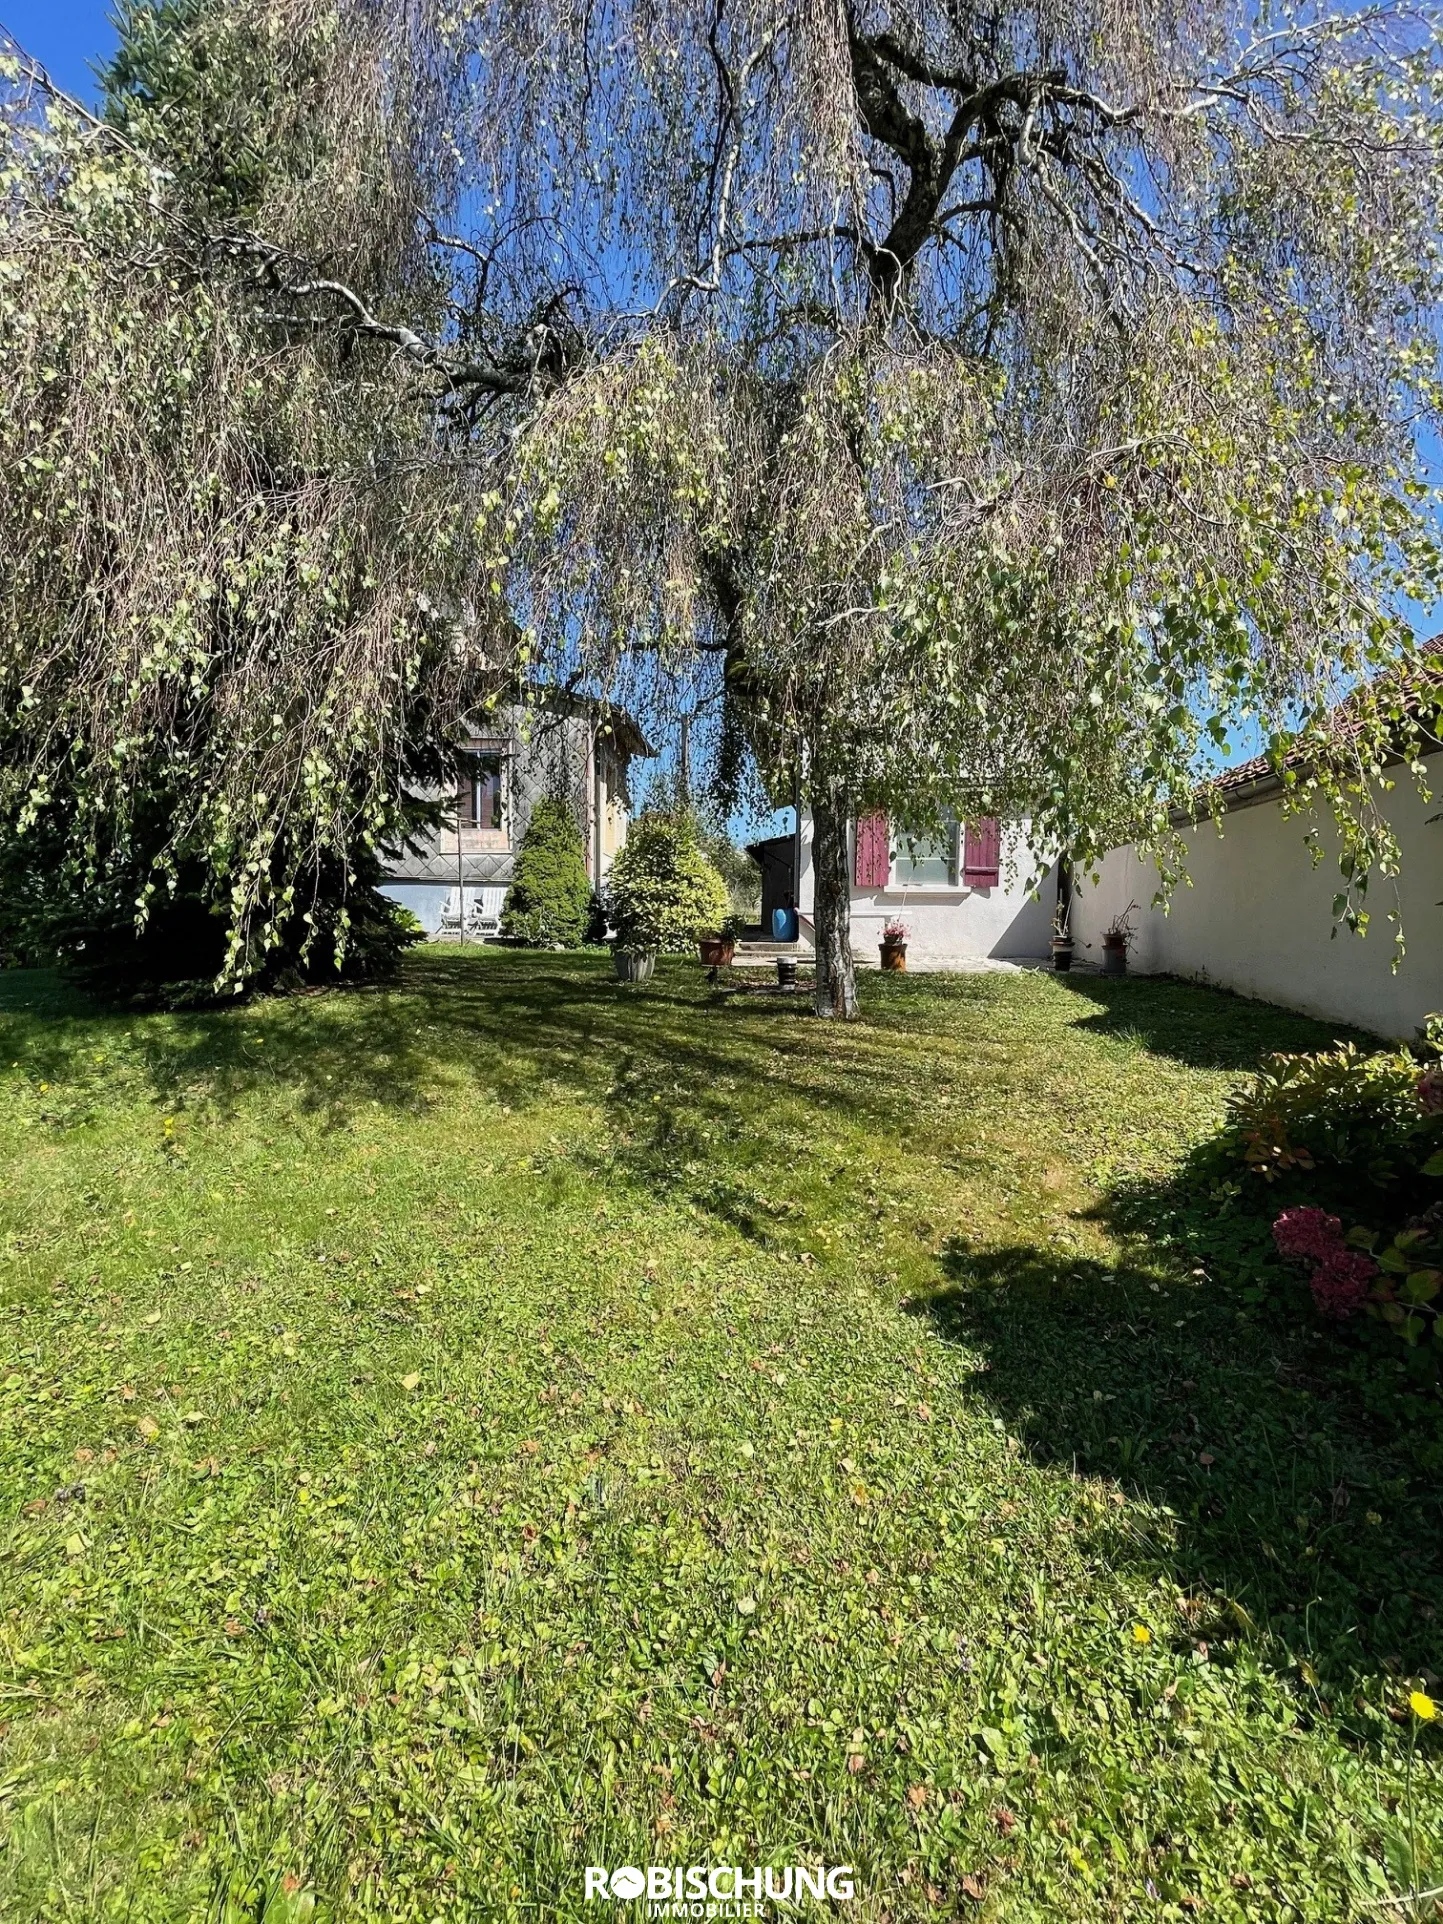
[[1208, 637, 1443, 802]]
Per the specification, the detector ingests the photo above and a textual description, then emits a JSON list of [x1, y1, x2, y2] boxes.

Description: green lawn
[[1, 951, 1438, 1922]]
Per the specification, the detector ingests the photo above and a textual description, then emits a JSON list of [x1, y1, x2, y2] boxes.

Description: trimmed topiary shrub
[[606, 811, 730, 954], [501, 798, 592, 948]]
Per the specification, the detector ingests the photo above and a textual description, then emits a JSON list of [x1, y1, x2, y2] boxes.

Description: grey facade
[[380, 699, 651, 937]]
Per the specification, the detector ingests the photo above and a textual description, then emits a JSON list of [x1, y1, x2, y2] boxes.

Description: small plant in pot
[[879, 918, 909, 972], [1102, 902, 1139, 977], [697, 916, 739, 970], [1050, 903, 1074, 972]]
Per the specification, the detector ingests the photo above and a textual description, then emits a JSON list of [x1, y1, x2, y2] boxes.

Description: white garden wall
[[1070, 773, 1443, 1039]]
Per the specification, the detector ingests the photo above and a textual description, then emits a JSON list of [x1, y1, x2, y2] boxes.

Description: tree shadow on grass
[[1, 954, 1379, 1274], [0, 953, 956, 1176], [914, 1232, 1443, 1728], [1053, 971, 1381, 1070]]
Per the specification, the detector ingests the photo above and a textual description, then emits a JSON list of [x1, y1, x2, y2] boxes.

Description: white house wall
[[796, 816, 1057, 966], [1070, 775, 1443, 1040]]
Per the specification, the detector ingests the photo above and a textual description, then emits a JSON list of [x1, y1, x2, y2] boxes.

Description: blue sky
[[3, 0, 114, 96]]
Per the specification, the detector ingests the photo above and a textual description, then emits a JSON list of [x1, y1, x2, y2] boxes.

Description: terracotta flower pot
[[880, 941, 907, 973], [697, 935, 735, 968]]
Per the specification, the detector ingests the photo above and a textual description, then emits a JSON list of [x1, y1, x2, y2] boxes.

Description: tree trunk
[[810, 781, 858, 1019]]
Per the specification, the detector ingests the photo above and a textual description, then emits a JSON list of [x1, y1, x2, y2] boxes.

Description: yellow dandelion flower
[[1410, 1690, 1437, 1721], [1131, 1624, 1152, 1645]]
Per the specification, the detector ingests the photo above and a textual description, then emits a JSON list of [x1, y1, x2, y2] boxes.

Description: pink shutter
[[962, 817, 1001, 888], [854, 811, 890, 889]]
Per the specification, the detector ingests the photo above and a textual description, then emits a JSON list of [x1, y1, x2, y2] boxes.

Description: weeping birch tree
[[464, 0, 1443, 1013], [3, 1, 1443, 1009]]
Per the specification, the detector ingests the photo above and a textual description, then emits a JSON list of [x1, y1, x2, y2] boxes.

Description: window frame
[[458, 739, 510, 843], [889, 819, 959, 890]]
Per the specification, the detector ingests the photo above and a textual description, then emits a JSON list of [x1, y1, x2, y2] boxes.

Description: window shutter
[[457, 760, 473, 830], [962, 817, 1001, 888], [854, 811, 890, 889]]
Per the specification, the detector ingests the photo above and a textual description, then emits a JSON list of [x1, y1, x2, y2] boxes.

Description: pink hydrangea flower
[[1308, 1250, 1378, 1321], [1273, 1207, 1344, 1263], [1417, 1066, 1443, 1115]]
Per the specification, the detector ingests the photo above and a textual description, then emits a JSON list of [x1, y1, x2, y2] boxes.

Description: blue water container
[[772, 905, 799, 943]]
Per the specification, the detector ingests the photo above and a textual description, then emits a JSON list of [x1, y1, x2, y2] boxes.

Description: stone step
[[728, 941, 813, 966]]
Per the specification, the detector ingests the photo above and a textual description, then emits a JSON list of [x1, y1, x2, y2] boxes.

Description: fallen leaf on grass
[[906, 1783, 928, 1809], [400, 1373, 421, 1392], [136, 1415, 159, 1439]]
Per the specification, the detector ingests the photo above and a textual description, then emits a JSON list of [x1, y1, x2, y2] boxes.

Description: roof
[[467, 688, 653, 760], [746, 834, 795, 864], [590, 706, 654, 761], [1201, 639, 1443, 816]]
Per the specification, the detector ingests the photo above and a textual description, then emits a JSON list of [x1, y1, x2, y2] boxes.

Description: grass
[[0, 949, 1439, 1922]]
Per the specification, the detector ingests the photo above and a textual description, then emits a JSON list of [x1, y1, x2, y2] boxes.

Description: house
[[379, 697, 653, 937], [1071, 657, 1443, 1039], [751, 811, 1057, 968]]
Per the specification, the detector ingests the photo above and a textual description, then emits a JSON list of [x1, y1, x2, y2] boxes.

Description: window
[[892, 822, 957, 887], [459, 744, 507, 837]]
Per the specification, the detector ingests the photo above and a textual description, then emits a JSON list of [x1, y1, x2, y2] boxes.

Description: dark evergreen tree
[[501, 800, 593, 949]]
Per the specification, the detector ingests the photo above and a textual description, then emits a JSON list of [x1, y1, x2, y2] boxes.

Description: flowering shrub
[[882, 918, 909, 944], [1273, 1206, 1344, 1263], [1311, 1250, 1381, 1321], [1271, 1209, 1378, 1319], [1226, 1043, 1443, 1186], [1273, 1203, 1443, 1344]]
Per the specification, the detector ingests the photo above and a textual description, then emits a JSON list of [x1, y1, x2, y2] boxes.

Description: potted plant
[[605, 811, 730, 988], [879, 918, 909, 972], [697, 916, 738, 969], [1050, 903, 1074, 972], [1102, 902, 1139, 977], [612, 946, 655, 984]]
